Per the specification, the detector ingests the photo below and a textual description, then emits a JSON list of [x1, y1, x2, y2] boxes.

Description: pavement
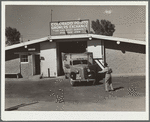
[[5, 75, 146, 111]]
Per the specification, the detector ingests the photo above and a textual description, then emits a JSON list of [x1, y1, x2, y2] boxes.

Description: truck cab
[[62, 52, 97, 86]]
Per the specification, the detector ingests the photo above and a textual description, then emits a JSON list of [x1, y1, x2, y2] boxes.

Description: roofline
[[90, 34, 146, 45], [5, 34, 146, 50], [5, 37, 48, 50]]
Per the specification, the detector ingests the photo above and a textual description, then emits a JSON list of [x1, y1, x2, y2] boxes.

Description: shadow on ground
[[114, 87, 124, 91], [74, 81, 103, 87]]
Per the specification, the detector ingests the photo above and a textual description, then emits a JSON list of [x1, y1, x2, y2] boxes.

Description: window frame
[[20, 54, 29, 63]]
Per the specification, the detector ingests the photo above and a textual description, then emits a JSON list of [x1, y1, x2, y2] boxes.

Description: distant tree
[[91, 19, 115, 36], [5, 27, 21, 46]]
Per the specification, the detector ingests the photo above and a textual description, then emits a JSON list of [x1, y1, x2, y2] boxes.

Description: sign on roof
[[50, 19, 90, 36]]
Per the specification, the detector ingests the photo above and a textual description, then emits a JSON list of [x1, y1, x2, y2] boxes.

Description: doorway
[[33, 54, 41, 75], [59, 41, 87, 53], [57, 41, 87, 75]]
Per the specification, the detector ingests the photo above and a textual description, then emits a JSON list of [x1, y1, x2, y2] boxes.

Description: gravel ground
[[5, 76, 146, 111]]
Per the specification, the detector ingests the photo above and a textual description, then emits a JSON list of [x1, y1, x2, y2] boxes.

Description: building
[[5, 20, 146, 78]]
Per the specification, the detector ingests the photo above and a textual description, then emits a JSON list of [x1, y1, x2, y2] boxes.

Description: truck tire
[[70, 72, 76, 79], [93, 68, 98, 85], [93, 73, 98, 85], [69, 73, 76, 86], [90, 71, 95, 79], [70, 79, 75, 86], [65, 73, 68, 79]]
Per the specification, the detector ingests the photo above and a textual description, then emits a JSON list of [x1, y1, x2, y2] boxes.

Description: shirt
[[103, 66, 112, 74]]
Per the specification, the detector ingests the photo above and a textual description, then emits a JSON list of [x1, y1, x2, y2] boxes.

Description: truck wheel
[[70, 72, 76, 80], [90, 71, 95, 79], [69, 73, 76, 86], [65, 73, 68, 79], [93, 73, 98, 85], [70, 79, 75, 86]]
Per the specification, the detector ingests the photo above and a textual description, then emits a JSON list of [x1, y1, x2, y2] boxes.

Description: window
[[73, 60, 88, 65], [20, 55, 28, 63]]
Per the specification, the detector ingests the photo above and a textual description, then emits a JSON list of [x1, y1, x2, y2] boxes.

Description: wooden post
[[48, 68, 50, 77]]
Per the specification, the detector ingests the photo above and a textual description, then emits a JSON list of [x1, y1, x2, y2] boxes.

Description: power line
[[51, 9, 53, 22]]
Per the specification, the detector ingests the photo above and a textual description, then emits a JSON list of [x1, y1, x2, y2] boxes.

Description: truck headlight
[[76, 70, 79, 74], [87, 68, 90, 72]]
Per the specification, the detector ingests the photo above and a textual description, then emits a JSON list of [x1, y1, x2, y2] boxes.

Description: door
[[58, 41, 87, 75], [34, 55, 41, 75]]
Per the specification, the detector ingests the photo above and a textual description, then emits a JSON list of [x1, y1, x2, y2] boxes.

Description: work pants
[[105, 74, 114, 91]]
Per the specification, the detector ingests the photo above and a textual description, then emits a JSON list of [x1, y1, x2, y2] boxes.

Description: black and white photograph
[[1, 1, 149, 121]]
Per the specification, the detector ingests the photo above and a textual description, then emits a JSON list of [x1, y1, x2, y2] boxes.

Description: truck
[[62, 52, 98, 86]]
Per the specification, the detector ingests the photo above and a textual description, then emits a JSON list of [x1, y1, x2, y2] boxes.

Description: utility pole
[[51, 9, 53, 22], [50, 9, 53, 36]]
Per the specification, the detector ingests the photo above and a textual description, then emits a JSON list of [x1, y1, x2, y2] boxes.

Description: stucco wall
[[5, 46, 37, 78], [40, 41, 57, 77], [20, 54, 33, 78], [87, 40, 103, 59], [5, 50, 20, 74], [104, 40, 145, 76]]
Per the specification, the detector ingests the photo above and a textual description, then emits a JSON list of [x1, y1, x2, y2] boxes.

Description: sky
[[5, 4, 146, 42]]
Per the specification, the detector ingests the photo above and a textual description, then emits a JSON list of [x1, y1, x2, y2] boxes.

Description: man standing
[[99, 63, 114, 92]]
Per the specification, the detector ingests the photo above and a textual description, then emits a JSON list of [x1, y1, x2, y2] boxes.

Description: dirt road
[[5, 76, 145, 111]]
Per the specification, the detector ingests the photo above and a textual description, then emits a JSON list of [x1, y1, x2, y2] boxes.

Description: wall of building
[[87, 39, 103, 59], [104, 40, 146, 76], [5, 38, 145, 78], [5, 49, 20, 74], [5, 44, 40, 78], [40, 41, 57, 77], [87, 39, 105, 71], [20, 54, 33, 78]]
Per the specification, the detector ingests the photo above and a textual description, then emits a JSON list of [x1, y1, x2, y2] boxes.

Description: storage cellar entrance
[[57, 41, 87, 75]]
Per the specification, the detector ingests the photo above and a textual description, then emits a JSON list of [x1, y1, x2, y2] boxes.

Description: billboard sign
[[50, 19, 89, 36]]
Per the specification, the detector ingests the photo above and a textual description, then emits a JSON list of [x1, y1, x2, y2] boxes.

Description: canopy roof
[[5, 34, 146, 51]]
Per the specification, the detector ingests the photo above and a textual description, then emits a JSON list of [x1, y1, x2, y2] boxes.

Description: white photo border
[[1, 1, 149, 121]]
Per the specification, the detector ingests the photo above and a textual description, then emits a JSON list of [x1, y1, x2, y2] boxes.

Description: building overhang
[[5, 34, 146, 51]]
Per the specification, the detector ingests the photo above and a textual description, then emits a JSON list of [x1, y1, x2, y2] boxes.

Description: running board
[[94, 59, 105, 70]]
